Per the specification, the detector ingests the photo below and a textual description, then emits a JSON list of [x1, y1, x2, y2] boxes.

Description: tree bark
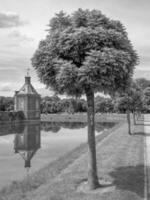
[[127, 109, 131, 135], [86, 89, 99, 190]]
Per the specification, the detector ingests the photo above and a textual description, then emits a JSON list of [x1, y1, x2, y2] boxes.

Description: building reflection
[[14, 122, 41, 170]]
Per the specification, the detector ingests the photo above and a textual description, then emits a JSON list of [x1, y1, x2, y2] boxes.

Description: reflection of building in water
[[14, 123, 41, 170], [14, 74, 41, 120]]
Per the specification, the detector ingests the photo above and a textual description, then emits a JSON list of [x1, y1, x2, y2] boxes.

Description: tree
[[32, 9, 138, 189], [135, 78, 150, 90], [143, 87, 150, 113], [114, 81, 143, 133], [126, 83, 143, 132], [134, 78, 150, 113], [114, 96, 129, 113], [0, 96, 14, 111], [114, 94, 133, 134], [95, 96, 114, 113], [76, 98, 87, 112], [130, 88, 143, 123]]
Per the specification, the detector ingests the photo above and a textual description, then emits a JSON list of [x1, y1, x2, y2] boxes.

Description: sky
[[0, 0, 149, 97]]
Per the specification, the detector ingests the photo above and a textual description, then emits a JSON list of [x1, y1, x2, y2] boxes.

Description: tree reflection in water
[[41, 121, 115, 133], [0, 122, 25, 136], [40, 122, 87, 132]]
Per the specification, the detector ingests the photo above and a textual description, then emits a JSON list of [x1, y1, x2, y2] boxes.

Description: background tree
[[75, 98, 87, 112], [41, 95, 61, 113], [95, 96, 114, 113], [32, 9, 138, 189], [0, 96, 14, 111], [114, 96, 130, 113], [114, 81, 143, 133], [135, 78, 150, 90], [143, 87, 150, 113], [114, 93, 133, 134]]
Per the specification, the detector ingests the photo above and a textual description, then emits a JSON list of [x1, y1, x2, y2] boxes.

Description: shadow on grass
[[133, 131, 150, 137], [109, 165, 144, 198], [133, 132, 146, 136], [135, 123, 150, 126], [134, 123, 144, 126]]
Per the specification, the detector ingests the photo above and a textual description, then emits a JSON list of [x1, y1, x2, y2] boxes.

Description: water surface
[[0, 121, 114, 189]]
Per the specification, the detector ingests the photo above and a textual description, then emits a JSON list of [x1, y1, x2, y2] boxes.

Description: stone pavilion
[[14, 75, 41, 120]]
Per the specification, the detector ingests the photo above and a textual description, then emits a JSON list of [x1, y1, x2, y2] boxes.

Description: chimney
[[25, 76, 31, 84]]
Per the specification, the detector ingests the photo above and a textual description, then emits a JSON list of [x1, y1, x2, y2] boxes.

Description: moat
[[0, 121, 114, 189]]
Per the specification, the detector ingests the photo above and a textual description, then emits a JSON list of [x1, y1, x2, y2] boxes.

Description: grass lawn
[[0, 122, 144, 200]]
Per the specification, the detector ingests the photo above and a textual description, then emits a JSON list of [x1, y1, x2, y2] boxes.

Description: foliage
[[0, 96, 14, 111], [135, 78, 150, 90], [41, 95, 87, 114], [32, 9, 138, 97], [143, 87, 150, 112], [41, 95, 62, 113], [95, 96, 114, 113], [15, 111, 25, 120], [134, 78, 150, 113], [0, 111, 25, 122], [114, 81, 143, 113]]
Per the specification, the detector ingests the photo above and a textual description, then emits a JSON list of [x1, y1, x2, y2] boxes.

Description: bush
[[0, 111, 25, 122], [15, 111, 25, 121]]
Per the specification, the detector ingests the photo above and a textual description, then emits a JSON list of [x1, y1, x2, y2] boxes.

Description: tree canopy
[[32, 9, 138, 97]]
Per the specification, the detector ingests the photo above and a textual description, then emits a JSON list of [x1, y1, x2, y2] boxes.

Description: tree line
[[1, 77, 150, 114], [41, 78, 150, 114]]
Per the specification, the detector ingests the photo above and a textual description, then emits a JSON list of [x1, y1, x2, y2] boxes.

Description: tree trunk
[[133, 112, 136, 125], [127, 109, 131, 135], [86, 89, 99, 190]]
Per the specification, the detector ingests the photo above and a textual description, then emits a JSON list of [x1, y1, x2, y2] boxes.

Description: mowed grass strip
[[0, 122, 144, 200]]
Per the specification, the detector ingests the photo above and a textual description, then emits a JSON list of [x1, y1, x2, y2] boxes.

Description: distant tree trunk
[[137, 111, 141, 120], [133, 111, 136, 125], [86, 89, 99, 190], [137, 112, 140, 120], [127, 109, 131, 135]]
